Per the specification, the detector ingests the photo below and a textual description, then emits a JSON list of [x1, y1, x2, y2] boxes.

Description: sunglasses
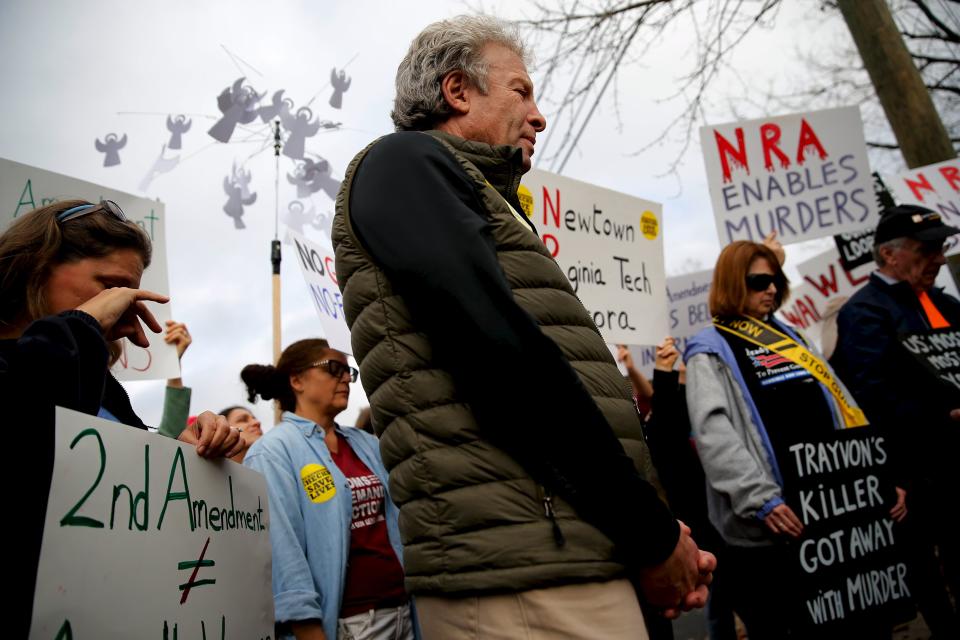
[[745, 273, 778, 292], [57, 200, 128, 223], [310, 360, 358, 383]]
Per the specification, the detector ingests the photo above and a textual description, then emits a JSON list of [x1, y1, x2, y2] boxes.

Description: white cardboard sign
[[886, 158, 960, 226], [700, 106, 877, 246], [520, 168, 668, 345], [0, 157, 179, 380], [625, 269, 714, 376], [778, 246, 873, 334], [30, 407, 273, 639], [288, 228, 353, 354]]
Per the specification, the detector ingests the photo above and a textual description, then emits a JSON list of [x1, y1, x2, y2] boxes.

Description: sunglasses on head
[[310, 360, 359, 383], [745, 273, 778, 292], [56, 200, 128, 223]]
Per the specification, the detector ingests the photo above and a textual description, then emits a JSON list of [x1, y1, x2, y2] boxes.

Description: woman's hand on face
[[762, 503, 804, 538], [77, 288, 169, 348]]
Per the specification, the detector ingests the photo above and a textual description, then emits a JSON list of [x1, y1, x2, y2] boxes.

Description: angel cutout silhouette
[[95, 133, 127, 167], [208, 77, 264, 143], [287, 157, 341, 200], [166, 115, 192, 150], [282, 201, 331, 241], [223, 173, 257, 229], [258, 89, 293, 123], [231, 161, 254, 199], [139, 144, 180, 192], [280, 106, 321, 160], [329, 68, 351, 109]]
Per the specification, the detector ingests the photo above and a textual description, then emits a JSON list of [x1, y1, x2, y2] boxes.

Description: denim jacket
[[244, 412, 404, 639]]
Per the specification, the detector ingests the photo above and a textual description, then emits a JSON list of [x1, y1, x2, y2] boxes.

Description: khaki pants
[[415, 578, 649, 640]]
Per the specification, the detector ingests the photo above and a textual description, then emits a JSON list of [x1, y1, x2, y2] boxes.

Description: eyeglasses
[[745, 273, 778, 292], [57, 199, 128, 223], [310, 360, 358, 382]]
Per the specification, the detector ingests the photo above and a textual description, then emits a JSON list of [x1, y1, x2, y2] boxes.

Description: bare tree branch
[[909, 0, 960, 42]]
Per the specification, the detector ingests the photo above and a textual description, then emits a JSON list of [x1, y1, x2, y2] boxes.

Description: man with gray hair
[[831, 204, 960, 637], [333, 14, 714, 638]]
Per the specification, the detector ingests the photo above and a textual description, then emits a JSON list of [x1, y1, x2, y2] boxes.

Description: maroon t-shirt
[[331, 433, 407, 617]]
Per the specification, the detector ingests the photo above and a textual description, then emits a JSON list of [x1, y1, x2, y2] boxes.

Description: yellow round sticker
[[301, 463, 336, 503], [640, 211, 659, 240], [517, 184, 534, 219]]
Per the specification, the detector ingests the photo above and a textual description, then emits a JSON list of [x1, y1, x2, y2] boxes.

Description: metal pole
[[272, 120, 282, 424]]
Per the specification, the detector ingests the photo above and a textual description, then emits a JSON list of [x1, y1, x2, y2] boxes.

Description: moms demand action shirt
[[331, 433, 407, 617]]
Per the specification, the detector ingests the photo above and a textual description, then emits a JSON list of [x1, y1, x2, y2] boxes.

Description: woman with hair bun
[[242, 339, 411, 640]]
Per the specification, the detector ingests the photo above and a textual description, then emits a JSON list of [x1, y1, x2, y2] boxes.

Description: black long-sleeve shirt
[[349, 132, 679, 569], [2, 311, 145, 636]]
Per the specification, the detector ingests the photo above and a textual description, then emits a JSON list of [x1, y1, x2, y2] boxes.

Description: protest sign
[[886, 158, 960, 225], [700, 106, 877, 246], [900, 328, 960, 402], [834, 229, 875, 272], [625, 269, 713, 375], [520, 169, 668, 345], [778, 245, 872, 334], [30, 407, 273, 639], [0, 157, 178, 380], [782, 428, 911, 633], [288, 228, 352, 354]]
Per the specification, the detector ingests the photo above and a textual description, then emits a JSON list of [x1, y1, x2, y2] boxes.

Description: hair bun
[[240, 364, 284, 403]]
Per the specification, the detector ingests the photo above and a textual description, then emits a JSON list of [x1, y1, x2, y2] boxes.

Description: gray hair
[[873, 237, 908, 267], [391, 15, 529, 131]]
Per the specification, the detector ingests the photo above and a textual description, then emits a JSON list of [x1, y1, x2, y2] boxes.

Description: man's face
[[457, 44, 546, 171], [884, 237, 947, 291]]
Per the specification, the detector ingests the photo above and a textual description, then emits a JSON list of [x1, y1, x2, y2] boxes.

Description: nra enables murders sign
[[700, 106, 877, 246], [0, 157, 179, 381], [520, 169, 668, 345], [30, 407, 274, 639]]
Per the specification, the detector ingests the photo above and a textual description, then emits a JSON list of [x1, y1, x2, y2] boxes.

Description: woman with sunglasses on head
[[0, 199, 244, 636], [682, 241, 900, 638], [241, 339, 411, 640]]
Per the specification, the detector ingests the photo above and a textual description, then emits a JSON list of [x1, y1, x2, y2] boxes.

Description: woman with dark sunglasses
[[681, 240, 899, 638], [241, 339, 412, 640], [0, 199, 245, 636]]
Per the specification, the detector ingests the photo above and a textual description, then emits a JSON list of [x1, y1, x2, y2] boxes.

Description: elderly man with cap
[[831, 204, 960, 637]]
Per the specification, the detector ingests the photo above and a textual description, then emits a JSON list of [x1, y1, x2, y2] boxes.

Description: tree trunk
[[837, 0, 956, 168]]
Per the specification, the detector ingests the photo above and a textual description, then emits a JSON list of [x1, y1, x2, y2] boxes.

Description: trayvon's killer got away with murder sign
[[700, 106, 877, 245], [783, 428, 911, 633]]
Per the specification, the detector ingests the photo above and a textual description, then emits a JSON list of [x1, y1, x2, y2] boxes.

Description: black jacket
[[830, 273, 960, 483], [1, 311, 145, 636]]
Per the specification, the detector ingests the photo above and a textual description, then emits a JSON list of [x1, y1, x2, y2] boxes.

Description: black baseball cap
[[874, 204, 960, 245]]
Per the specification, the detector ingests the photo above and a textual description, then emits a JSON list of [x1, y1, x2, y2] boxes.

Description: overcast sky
[[0, 0, 891, 428]]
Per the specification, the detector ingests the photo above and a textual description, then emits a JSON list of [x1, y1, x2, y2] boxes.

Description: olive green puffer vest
[[333, 130, 657, 595]]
